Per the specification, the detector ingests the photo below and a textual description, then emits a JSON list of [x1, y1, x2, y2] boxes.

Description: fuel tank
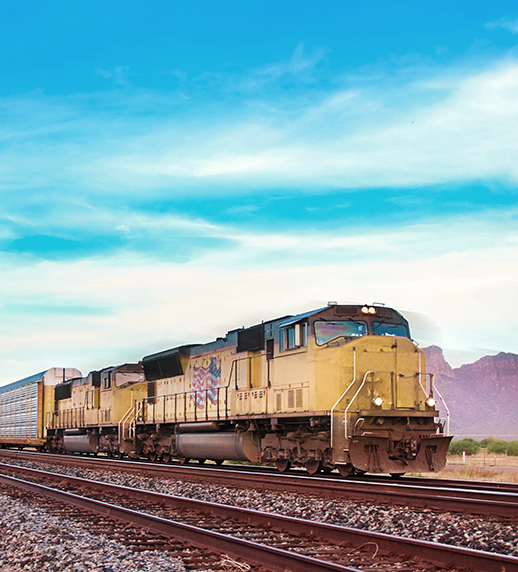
[[175, 431, 260, 462], [63, 429, 99, 454]]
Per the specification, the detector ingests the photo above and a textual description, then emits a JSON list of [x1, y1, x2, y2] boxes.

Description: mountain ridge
[[423, 346, 518, 440]]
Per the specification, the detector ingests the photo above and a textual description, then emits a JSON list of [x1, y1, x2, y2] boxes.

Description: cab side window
[[101, 372, 111, 390], [280, 322, 307, 351]]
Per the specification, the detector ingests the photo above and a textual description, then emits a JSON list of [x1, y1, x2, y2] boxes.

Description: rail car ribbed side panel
[[0, 380, 39, 439]]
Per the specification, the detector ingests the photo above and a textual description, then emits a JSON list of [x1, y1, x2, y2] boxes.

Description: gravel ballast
[[1, 456, 517, 567], [0, 492, 186, 572]]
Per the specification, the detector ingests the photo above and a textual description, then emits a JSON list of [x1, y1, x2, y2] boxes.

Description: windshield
[[314, 320, 367, 345], [372, 322, 409, 338]]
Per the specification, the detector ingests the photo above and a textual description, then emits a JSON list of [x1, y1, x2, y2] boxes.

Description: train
[[0, 303, 452, 476]]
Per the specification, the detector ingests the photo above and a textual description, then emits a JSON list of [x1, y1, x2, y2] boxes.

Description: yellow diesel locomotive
[[1, 303, 452, 476]]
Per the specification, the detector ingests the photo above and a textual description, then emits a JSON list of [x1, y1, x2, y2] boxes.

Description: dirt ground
[[412, 451, 518, 483]]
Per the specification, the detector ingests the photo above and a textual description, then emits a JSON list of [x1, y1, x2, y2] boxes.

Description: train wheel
[[275, 459, 291, 473], [148, 451, 157, 462], [179, 456, 190, 465], [390, 473, 405, 478], [215, 459, 224, 466], [197, 459, 206, 465], [305, 460, 322, 475], [162, 453, 172, 464], [336, 463, 354, 477]]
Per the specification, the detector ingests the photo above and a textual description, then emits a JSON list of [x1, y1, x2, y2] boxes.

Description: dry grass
[[448, 450, 518, 468], [410, 451, 518, 483]]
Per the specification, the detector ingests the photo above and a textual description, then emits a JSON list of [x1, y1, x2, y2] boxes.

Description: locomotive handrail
[[432, 384, 450, 435], [330, 378, 357, 450], [414, 371, 434, 398], [229, 354, 264, 390], [417, 373, 433, 405], [343, 370, 394, 439], [138, 385, 230, 424], [118, 401, 138, 446], [330, 346, 357, 451], [46, 406, 85, 430], [417, 372, 450, 435]]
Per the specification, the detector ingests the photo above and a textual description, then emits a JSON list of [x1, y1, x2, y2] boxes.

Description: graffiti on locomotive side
[[191, 357, 222, 408]]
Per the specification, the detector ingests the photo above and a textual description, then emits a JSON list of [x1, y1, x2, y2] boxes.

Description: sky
[[1, 1, 518, 384]]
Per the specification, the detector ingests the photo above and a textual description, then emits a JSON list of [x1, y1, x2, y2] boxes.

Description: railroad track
[[1, 462, 517, 572], [2, 450, 517, 520]]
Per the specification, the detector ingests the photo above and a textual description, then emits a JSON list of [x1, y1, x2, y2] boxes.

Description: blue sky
[[1, 1, 518, 383]]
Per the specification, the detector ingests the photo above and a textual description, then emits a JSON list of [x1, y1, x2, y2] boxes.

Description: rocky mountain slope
[[423, 346, 518, 440]]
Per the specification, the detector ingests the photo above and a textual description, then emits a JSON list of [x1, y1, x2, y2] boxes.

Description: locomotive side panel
[[0, 375, 43, 447], [0, 368, 81, 449]]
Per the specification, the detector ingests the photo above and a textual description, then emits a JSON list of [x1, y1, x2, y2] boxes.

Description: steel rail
[[355, 473, 518, 494], [1, 463, 518, 572], [2, 450, 518, 519], [0, 472, 360, 572], [5, 449, 518, 494]]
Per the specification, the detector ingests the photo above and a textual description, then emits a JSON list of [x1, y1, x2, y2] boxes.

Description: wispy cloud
[[79, 59, 518, 191], [1, 55, 517, 271], [486, 17, 518, 34], [95, 65, 130, 85], [257, 43, 329, 79], [2, 56, 518, 201], [0, 201, 236, 262]]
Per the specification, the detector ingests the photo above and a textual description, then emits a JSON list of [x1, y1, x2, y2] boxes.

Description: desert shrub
[[449, 438, 481, 456], [488, 440, 508, 454], [480, 437, 498, 448], [480, 437, 508, 453], [507, 441, 518, 456]]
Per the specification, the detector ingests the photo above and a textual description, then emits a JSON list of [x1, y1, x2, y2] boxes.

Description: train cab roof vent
[[237, 324, 264, 352], [376, 308, 394, 319], [55, 382, 73, 401], [142, 352, 183, 381], [88, 370, 101, 387], [333, 305, 358, 317]]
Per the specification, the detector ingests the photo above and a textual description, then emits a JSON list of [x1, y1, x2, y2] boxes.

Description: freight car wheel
[[179, 456, 190, 465], [390, 473, 405, 478], [148, 452, 157, 462], [197, 459, 206, 465], [336, 463, 354, 477], [162, 453, 172, 464], [215, 460, 224, 466], [305, 460, 322, 475], [275, 459, 291, 473]]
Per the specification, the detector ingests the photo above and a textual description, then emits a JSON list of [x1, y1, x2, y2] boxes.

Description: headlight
[[361, 305, 377, 315], [373, 396, 383, 407], [426, 397, 436, 407]]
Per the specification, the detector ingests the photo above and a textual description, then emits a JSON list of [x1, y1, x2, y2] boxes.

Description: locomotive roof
[[141, 304, 407, 363], [276, 307, 326, 328]]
